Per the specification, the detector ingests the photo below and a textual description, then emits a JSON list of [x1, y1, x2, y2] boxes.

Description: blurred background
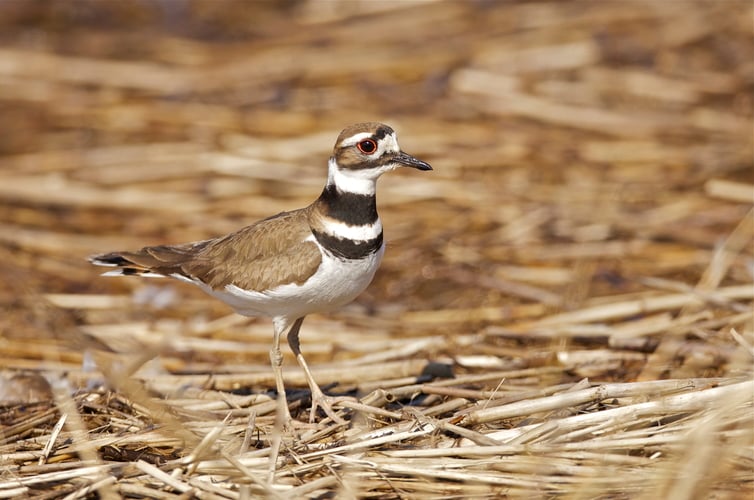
[[0, 0, 752, 495], [1, 0, 752, 384]]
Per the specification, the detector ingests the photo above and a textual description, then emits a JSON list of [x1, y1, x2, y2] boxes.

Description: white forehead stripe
[[380, 133, 400, 154]]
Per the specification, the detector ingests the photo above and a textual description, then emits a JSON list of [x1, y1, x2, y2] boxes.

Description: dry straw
[[1, 0, 752, 498]]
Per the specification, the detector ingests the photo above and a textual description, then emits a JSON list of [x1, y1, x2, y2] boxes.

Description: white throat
[[327, 157, 385, 196]]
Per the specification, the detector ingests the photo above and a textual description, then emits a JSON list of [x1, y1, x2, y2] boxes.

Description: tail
[[89, 252, 168, 278], [90, 239, 212, 281]]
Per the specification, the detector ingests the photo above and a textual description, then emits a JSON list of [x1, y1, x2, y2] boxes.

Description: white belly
[[200, 243, 385, 319]]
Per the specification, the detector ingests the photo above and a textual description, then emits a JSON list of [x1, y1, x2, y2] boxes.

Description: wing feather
[[89, 208, 322, 292]]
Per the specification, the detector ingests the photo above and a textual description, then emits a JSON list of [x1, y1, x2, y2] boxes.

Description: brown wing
[[90, 208, 322, 293]]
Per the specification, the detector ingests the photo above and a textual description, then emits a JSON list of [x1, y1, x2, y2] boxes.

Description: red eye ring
[[357, 139, 378, 155]]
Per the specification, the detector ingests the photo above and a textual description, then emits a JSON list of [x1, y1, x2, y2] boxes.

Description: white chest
[[205, 241, 385, 319]]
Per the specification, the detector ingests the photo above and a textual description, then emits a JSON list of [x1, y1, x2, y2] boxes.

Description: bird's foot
[[308, 385, 351, 425]]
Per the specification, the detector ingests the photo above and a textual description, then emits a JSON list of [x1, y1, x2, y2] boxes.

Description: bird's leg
[[268, 316, 295, 483], [270, 317, 293, 426], [286, 317, 348, 425]]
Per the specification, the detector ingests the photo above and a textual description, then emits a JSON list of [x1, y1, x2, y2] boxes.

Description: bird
[[89, 122, 432, 425]]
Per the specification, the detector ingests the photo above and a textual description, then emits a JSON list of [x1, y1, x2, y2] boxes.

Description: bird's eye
[[357, 139, 377, 155]]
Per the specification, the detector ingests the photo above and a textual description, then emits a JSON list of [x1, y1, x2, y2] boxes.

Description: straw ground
[[0, 1, 752, 498]]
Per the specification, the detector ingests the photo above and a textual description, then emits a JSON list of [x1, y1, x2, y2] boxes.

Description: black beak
[[394, 151, 432, 171]]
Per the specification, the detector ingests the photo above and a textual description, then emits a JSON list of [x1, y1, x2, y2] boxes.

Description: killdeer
[[90, 122, 431, 425]]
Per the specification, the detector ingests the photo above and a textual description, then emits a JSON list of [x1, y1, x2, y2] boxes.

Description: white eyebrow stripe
[[339, 132, 374, 148], [340, 132, 401, 156]]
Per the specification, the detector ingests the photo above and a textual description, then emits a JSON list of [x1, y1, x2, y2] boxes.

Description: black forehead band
[[373, 126, 394, 140]]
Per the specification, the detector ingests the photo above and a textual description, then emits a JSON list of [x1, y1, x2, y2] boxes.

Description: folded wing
[[90, 208, 322, 293]]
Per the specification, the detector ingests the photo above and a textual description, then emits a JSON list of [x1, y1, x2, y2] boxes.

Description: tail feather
[[88, 243, 204, 279], [89, 252, 133, 267], [89, 251, 169, 278], [100, 268, 168, 278]]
